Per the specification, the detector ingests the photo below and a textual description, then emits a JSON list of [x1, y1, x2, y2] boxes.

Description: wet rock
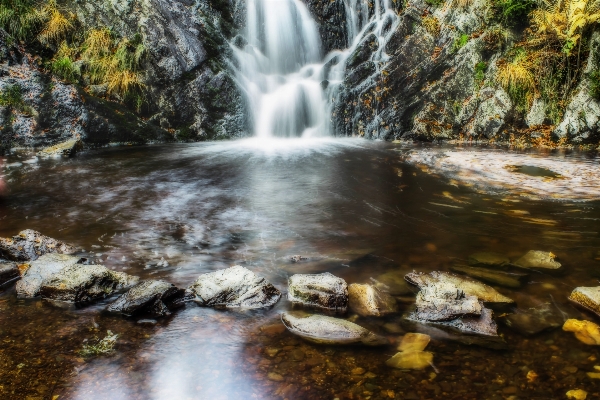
[[281, 311, 388, 346], [372, 270, 414, 296], [467, 252, 510, 267], [386, 351, 433, 370], [16, 254, 82, 298], [189, 265, 281, 309], [37, 139, 83, 158], [348, 283, 397, 317], [0, 230, 75, 261], [413, 285, 482, 321], [513, 250, 563, 272], [397, 333, 430, 352], [405, 271, 514, 305], [288, 272, 348, 313], [450, 264, 528, 288], [499, 303, 563, 336], [344, 61, 376, 86], [107, 280, 187, 317], [563, 319, 600, 345], [0, 263, 19, 286], [568, 287, 600, 317], [39, 264, 139, 303]]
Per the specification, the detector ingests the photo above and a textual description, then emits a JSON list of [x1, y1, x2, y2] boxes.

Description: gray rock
[[499, 303, 563, 336], [37, 139, 83, 158], [107, 280, 187, 317], [0, 263, 19, 286], [569, 286, 600, 317], [513, 250, 563, 272], [348, 283, 398, 317], [526, 98, 547, 127], [0, 230, 75, 261], [413, 284, 482, 322], [405, 271, 514, 305], [288, 272, 348, 313], [39, 264, 139, 303], [465, 88, 512, 139], [189, 265, 281, 309], [281, 311, 388, 346], [16, 254, 82, 298]]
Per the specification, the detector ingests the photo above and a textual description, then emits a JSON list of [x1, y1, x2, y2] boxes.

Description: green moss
[[452, 34, 469, 53], [425, 0, 444, 7], [474, 61, 488, 86]]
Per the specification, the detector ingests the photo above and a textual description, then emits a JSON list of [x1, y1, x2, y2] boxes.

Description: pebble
[[351, 367, 365, 375], [268, 372, 284, 382]]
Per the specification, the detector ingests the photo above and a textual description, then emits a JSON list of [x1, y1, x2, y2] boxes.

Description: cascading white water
[[231, 0, 400, 139]]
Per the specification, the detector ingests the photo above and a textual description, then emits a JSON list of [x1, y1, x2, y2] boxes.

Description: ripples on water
[[1, 139, 600, 399]]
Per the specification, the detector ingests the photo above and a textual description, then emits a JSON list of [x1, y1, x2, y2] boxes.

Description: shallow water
[[1, 139, 600, 399]]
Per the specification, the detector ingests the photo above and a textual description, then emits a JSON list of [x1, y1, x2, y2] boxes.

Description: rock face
[[16, 254, 82, 298], [189, 265, 281, 309], [281, 311, 388, 345], [107, 280, 188, 317], [288, 272, 348, 313], [405, 271, 514, 305], [348, 283, 398, 317], [513, 251, 563, 272], [39, 264, 139, 303], [0, 263, 19, 286], [569, 287, 600, 317], [0, 230, 75, 261]]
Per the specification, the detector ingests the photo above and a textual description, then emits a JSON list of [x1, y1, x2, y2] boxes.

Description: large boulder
[[189, 265, 281, 309], [288, 272, 348, 313], [0, 263, 19, 286], [348, 283, 398, 317], [0, 230, 75, 261], [107, 280, 188, 317], [39, 264, 139, 303], [281, 311, 388, 346], [16, 254, 82, 298]]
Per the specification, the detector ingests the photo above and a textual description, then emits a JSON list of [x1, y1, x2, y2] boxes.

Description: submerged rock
[[37, 139, 82, 158], [372, 270, 414, 296], [450, 264, 528, 288], [513, 250, 563, 272], [468, 252, 510, 267], [348, 283, 397, 317], [0, 263, 20, 286], [288, 272, 348, 313], [0, 230, 75, 261], [386, 350, 433, 370], [189, 265, 281, 309], [39, 264, 139, 303], [16, 254, 82, 298], [499, 303, 563, 336], [107, 280, 187, 317], [281, 311, 388, 346], [397, 332, 430, 352], [405, 271, 514, 305], [563, 319, 600, 345], [569, 287, 600, 317]]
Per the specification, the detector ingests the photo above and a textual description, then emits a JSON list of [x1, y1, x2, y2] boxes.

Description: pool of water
[[1, 139, 600, 399]]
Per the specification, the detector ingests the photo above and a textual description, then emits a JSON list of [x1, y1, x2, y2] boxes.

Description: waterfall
[[231, 0, 400, 139]]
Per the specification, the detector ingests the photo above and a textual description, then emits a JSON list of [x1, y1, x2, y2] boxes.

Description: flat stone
[[37, 139, 82, 158], [372, 271, 414, 296], [468, 252, 510, 267], [450, 264, 528, 288], [569, 286, 600, 317], [413, 285, 482, 321], [563, 319, 600, 345], [513, 250, 562, 271], [405, 271, 514, 305], [39, 264, 139, 303], [348, 283, 397, 317], [386, 351, 433, 370], [0, 263, 20, 286], [189, 265, 281, 309], [0, 230, 75, 261], [107, 280, 187, 317], [288, 272, 348, 313], [16, 254, 82, 298], [281, 311, 388, 346]]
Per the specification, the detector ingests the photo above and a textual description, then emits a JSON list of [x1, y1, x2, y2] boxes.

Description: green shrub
[[452, 34, 469, 53], [425, 0, 444, 7], [495, 0, 536, 27], [474, 61, 488, 85]]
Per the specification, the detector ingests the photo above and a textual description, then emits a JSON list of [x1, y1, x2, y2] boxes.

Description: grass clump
[[452, 34, 470, 53], [496, 48, 536, 112], [422, 16, 441, 36], [0, 0, 43, 42], [474, 61, 488, 86], [78, 330, 118, 358], [50, 41, 80, 82], [425, 0, 445, 7]]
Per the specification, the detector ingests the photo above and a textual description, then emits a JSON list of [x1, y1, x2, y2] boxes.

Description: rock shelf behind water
[[107, 280, 188, 317], [39, 264, 139, 303], [16, 254, 83, 298], [281, 312, 388, 346], [189, 265, 281, 309], [288, 272, 348, 313], [0, 230, 75, 261], [569, 287, 600, 317]]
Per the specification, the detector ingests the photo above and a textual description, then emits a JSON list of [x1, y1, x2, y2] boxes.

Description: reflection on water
[[1, 139, 600, 399]]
